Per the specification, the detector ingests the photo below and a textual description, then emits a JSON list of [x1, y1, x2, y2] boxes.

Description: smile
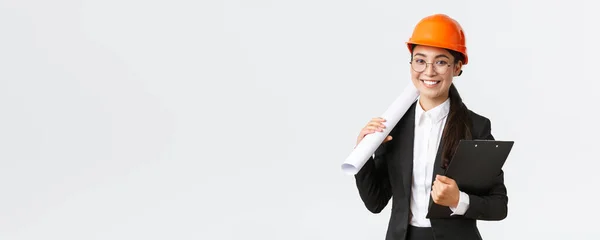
[[420, 79, 441, 87]]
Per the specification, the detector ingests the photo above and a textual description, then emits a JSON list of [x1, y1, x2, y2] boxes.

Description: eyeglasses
[[410, 59, 453, 74]]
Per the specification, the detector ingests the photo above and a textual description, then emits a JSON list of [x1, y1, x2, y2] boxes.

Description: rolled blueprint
[[341, 82, 419, 175]]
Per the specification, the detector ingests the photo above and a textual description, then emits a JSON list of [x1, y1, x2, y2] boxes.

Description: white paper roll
[[341, 82, 420, 175]]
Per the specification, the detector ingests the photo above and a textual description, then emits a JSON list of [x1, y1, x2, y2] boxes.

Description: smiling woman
[[352, 14, 508, 240]]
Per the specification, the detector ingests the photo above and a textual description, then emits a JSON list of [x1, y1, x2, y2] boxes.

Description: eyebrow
[[414, 53, 450, 59]]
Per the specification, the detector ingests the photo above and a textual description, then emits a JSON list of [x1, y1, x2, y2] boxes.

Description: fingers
[[359, 118, 387, 137], [358, 128, 380, 141], [432, 181, 449, 205], [366, 120, 386, 130], [365, 125, 384, 132], [433, 181, 442, 194], [370, 117, 386, 123], [435, 175, 453, 184], [356, 117, 390, 145], [431, 184, 440, 203]]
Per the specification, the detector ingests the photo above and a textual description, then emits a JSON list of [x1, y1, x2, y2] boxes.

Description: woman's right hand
[[356, 117, 393, 146]]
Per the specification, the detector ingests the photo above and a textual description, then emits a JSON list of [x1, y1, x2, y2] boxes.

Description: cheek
[[441, 74, 454, 85], [410, 71, 420, 81]]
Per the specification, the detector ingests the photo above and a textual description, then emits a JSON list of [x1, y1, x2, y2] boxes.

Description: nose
[[424, 63, 436, 76]]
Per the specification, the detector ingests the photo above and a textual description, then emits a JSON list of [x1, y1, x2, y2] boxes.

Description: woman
[[354, 14, 508, 240]]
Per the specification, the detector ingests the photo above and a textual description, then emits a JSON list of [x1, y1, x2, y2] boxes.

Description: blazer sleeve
[[463, 118, 509, 220], [353, 141, 393, 213]]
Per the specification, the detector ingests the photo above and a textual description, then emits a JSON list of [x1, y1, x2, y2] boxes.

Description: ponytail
[[441, 83, 472, 169], [441, 47, 472, 169]]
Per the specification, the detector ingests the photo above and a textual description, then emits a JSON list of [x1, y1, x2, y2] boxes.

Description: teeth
[[423, 80, 439, 85]]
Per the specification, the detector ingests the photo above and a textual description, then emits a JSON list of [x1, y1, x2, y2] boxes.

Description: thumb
[[436, 174, 452, 184], [385, 136, 393, 142]]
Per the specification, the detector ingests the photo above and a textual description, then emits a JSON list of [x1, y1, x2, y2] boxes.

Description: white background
[[0, 0, 598, 239]]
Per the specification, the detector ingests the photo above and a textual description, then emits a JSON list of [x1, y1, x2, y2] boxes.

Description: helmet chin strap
[[458, 70, 463, 76]]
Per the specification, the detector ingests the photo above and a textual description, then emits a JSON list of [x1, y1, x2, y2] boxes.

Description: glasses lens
[[434, 63, 449, 74], [411, 60, 426, 72]]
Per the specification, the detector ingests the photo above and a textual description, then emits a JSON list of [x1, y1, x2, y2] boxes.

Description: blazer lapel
[[393, 101, 417, 198], [431, 138, 446, 183], [427, 129, 453, 216]]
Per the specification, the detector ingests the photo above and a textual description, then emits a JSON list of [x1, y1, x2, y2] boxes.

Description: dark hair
[[410, 44, 472, 169]]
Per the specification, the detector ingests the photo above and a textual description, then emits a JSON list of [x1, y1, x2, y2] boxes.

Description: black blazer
[[354, 101, 508, 240]]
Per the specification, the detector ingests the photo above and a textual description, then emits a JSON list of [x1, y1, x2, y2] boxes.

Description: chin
[[418, 91, 438, 99], [417, 87, 445, 99]]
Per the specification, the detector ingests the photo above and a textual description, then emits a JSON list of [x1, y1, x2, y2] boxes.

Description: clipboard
[[426, 139, 514, 218], [444, 139, 514, 191]]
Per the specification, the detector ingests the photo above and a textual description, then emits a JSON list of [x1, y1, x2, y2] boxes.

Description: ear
[[454, 61, 463, 76]]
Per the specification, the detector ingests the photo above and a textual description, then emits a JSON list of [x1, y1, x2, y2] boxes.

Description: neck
[[418, 94, 449, 111]]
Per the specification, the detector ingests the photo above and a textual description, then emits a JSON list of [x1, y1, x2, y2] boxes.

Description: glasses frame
[[409, 59, 455, 75]]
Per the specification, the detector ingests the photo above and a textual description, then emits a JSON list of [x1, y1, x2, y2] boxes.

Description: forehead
[[412, 45, 452, 59]]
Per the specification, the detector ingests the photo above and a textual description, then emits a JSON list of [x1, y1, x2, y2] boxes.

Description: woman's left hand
[[431, 175, 460, 208]]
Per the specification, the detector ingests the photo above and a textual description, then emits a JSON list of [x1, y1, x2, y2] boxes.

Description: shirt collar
[[415, 97, 451, 125]]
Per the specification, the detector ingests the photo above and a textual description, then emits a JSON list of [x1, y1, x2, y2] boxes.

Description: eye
[[415, 59, 425, 64], [436, 60, 448, 65]]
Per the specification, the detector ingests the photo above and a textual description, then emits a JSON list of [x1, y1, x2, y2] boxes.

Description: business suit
[[354, 100, 508, 240]]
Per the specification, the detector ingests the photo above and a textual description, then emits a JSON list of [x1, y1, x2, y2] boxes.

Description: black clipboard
[[426, 139, 514, 218]]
